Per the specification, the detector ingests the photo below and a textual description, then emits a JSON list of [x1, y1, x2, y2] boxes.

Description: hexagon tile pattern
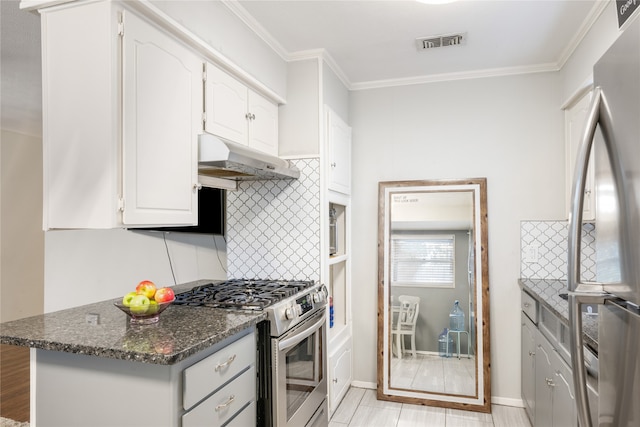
[[226, 158, 321, 282], [520, 221, 596, 281]]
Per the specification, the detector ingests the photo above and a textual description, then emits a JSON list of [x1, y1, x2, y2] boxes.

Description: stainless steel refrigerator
[[568, 15, 640, 427]]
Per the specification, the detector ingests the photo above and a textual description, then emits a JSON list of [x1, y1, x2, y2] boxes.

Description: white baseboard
[[350, 380, 376, 390], [349, 380, 525, 409], [491, 396, 525, 408]]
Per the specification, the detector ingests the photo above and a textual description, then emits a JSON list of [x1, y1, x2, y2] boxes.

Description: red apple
[[136, 280, 156, 299], [154, 287, 175, 303]]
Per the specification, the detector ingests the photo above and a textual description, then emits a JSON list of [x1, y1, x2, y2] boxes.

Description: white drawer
[[182, 367, 256, 427], [226, 400, 256, 427], [521, 290, 538, 323], [183, 332, 255, 410]]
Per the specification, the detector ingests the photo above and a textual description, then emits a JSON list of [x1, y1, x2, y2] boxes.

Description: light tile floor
[[329, 387, 532, 427], [391, 354, 476, 395]]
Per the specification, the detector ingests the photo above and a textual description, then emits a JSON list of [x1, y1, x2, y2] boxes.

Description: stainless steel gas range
[[174, 279, 329, 427]]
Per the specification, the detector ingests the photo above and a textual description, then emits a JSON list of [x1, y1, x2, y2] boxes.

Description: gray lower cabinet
[[35, 328, 255, 426], [535, 328, 577, 427], [521, 312, 536, 423]]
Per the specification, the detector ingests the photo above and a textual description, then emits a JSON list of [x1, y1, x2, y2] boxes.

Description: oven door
[[272, 309, 327, 427]]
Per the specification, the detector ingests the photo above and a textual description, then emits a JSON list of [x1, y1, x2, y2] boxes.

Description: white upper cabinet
[[565, 88, 595, 221], [40, 1, 201, 229], [121, 11, 201, 226], [205, 63, 279, 156], [326, 108, 352, 195]]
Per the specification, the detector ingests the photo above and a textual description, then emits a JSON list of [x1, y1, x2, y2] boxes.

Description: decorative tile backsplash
[[520, 221, 596, 281], [226, 158, 321, 281]]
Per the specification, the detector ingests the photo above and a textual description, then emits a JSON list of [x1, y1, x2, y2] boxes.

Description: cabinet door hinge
[[118, 197, 125, 212]]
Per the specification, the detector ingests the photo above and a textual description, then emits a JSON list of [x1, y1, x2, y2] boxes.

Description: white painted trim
[[351, 62, 559, 91], [491, 396, 526, 408], [556, 1, 610, 70], [220, 0, 289, 61], [350, 380, 376, 390], [561, 77, 594, 110], [127, 0, 286, 105]]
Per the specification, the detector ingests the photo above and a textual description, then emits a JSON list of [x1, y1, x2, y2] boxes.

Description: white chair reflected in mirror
[[391, 295, 420, 358]]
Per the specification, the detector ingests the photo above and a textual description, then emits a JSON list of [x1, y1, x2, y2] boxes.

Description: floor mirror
[[377, 178, 490, 412]]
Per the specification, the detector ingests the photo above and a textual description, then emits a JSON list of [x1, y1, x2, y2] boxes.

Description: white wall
[[1, 130, 45, 322], [44, 229, 227, 312], [349, 71, 566, 404]]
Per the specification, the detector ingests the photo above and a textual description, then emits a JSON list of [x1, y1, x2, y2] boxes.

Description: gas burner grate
[[173, 279, 315, 310]]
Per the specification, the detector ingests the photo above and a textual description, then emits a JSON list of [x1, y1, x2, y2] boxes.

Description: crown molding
[[222, 0, 607, 92], [350, 62, 560, 91], [221, 0, 290, 61], [556, 0, 610, 70]]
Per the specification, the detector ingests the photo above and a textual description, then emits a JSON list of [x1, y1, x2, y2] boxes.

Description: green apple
[[129, 295, 150, 315], [147, 300, 159, 314], [122, 292, 138, 307]]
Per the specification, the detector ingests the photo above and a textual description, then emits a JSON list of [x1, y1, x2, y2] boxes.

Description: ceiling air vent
[[416, 32, 466, 50]]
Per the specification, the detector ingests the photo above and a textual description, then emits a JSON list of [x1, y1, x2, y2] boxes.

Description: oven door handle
[[278, 312, 326, 352]]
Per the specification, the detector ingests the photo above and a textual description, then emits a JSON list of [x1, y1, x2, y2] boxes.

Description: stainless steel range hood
[[198, 133, 300, 187]]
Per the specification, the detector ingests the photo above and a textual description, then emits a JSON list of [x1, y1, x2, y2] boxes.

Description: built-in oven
[[271, 307, 327, 427]]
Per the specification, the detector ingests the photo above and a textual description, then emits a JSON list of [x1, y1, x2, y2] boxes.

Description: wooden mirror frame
[[376, 178, 491, 412]]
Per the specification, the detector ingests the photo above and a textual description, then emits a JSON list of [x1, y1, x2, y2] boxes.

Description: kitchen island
[[0, 280, 265, 426]]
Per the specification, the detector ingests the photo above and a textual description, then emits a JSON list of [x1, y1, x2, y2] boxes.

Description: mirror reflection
[[377, 179, 490, 412]]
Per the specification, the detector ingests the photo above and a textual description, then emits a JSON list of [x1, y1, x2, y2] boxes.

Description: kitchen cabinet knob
[[245, 113, 256, 120], [331, 162, 337, 168], [333, 378, 338, 383], [545, 377, 555, 387], [193, 183, 202, 192], [529, 351, 535, 357], [523, 302, 530, 308], [215, 395, 235, 411]]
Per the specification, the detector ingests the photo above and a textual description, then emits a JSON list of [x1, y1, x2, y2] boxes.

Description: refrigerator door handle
[[567, 87, 603, 427]]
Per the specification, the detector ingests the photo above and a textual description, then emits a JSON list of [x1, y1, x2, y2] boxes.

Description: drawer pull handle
[[215, 354, 237, 372], [215, 395, 235, 412]]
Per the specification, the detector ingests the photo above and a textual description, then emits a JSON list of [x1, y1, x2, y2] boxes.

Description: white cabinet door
[[248, 90, 279, 156], [204, 63, 248, 145], [565, 89, 595, 221], [122, 11, 201, 226], [329, 338, 352, 414], [205, 64, 279, 156], [327, 108, 351, 195]]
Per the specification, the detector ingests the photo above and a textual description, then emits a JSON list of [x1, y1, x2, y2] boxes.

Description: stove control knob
[[285, 305, 299, 320], [312, 291, 325, 303]]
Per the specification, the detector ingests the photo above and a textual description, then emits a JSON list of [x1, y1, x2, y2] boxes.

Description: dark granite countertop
[[0, 280, 266, 365], [519, 278, 598, 353]]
